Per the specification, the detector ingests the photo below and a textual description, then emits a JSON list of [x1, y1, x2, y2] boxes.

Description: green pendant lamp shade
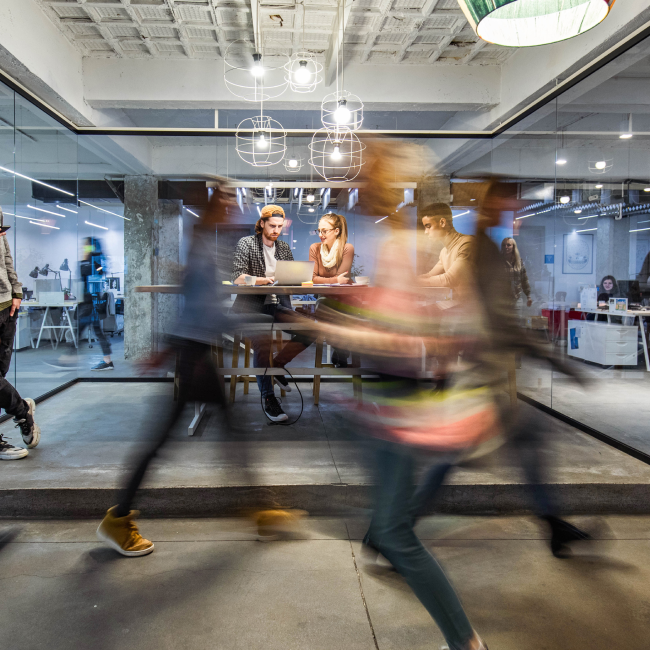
[[457, 0, 615, 48]]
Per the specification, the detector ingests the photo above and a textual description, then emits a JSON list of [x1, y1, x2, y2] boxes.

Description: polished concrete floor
[[1, 515, 649, 650], [2, 382, 649, 493]]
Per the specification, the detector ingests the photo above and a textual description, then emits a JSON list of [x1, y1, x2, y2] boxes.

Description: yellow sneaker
[[255, 509, 306, 542], [96, 506, 154, 557]]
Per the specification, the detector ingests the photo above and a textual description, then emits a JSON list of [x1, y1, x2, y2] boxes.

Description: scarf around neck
[[320, 239, 340, 269]]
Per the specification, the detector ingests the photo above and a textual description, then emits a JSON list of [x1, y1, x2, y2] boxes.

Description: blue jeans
[[366, 441, 474, 650]]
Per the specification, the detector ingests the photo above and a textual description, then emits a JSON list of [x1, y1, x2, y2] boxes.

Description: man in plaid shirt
[[232, 205, 315, 422]]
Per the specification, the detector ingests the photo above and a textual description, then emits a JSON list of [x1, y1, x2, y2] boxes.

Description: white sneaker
[[14, 398, 40, 449], [0, 434, 28, 460], [273, 375, 292, 393]]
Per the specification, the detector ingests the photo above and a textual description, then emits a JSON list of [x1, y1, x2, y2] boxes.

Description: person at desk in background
[[232, 205, 316, 422], [309, 212, 354, 368], [598, 275, 620, 304], [0, 214, 41, 461], [417, 203, 474, 296]]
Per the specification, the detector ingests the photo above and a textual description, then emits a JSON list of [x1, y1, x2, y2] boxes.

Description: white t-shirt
[[263, 242, 278, 305]]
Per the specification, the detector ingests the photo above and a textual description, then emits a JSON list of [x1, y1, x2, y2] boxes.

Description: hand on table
[[257, 277, 274, 285], [337, 272, 351, 284]]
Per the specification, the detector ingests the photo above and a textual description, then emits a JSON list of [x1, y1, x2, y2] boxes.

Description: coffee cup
[[355, 276, 369, 286], [244, 275, 256, 286]]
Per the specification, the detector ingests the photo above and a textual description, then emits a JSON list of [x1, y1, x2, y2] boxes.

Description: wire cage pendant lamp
[[457, 0, 615, 48], [236, 114, 287, 167], [309, 128, 365, 182], [285, 4, 323, 94]]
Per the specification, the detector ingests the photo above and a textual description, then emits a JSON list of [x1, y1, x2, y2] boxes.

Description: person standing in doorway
[[0, 212, 41, 461]]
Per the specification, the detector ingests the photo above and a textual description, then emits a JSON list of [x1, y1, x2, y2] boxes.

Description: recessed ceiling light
[[595, 184, 603, 189], [620, 133, 633, 139], [574, 209, 582, 214], [306, 193, 315, 202], [644, 187, 650, 193], [308, 207, 314, 212], [556, 158, 567, 165]]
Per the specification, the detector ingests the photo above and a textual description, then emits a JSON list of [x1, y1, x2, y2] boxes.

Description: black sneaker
[[263, 394, 288, 422], [273, 375, 292, 393], [546, 516, 593, 558], [91, 361, 114, 371], [14, 398, 40, 449], [0, 434, 28, 460]]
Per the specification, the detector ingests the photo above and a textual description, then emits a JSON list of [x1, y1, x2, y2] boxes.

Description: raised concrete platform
[[1, 383, 650, 517]]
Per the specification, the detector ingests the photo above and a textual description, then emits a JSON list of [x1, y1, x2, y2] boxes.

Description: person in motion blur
[[418, 203, 474, 297], [97, 186, 236, 556], [317, 141, 490, 650], [80, 237, 114, 371], [231, 205, 316, 422], [0, 211, 40, 461], [309, 212, 354, 367]]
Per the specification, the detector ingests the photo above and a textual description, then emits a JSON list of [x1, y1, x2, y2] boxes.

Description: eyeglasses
[[317, 228, 335, 235]]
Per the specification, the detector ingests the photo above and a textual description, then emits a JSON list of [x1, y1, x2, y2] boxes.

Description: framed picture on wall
[[562, 233, 594, 274]]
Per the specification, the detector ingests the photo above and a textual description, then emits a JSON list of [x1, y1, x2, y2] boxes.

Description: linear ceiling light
[[85, 220, 108, 230], [30, 221, 59, 230], [0, 166, 74, 196], [78, 200, 129, 221], [3, 211, 46, 222], [185, 208, 200, 218], [457, 0, 614, 48], [57, 206, 78, 214], [27, 204, 66, 218]]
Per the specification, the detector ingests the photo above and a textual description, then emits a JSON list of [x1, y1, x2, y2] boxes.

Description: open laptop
[[274, 260, 314, 285]]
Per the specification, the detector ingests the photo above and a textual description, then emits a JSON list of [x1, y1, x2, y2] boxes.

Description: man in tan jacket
[[418, 203, 474, 296]]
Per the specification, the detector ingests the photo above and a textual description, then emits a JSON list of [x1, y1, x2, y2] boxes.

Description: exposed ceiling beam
[[324, 0, 352, 87]]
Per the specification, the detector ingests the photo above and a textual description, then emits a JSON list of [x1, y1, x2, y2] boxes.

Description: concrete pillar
[[596, 215, 630, 287], [124, 178, 184, 360], [155, 199, 182, 344], [417, 175, 451, 274]]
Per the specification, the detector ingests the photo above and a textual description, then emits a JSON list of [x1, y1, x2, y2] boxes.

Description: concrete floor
[[2, 381, 650, 492], [1, 515, 649, 650], [518, 353, 650, 456]]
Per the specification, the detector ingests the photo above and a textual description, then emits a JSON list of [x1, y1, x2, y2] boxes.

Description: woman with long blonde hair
[[309, 212, 354, 285], [501, 236, 532, 307]]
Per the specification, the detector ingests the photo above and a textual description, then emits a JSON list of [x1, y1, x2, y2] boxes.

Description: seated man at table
[[417, 203, 474, 299], [232, 205, 316, 422]]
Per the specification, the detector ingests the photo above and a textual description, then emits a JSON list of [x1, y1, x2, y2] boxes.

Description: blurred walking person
[[0, 210, 40, 461]]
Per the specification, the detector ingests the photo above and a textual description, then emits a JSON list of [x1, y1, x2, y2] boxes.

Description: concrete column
[[596, 215, 630, 287], [124, 175, 157, 360], [417, 175, 451, 274], [155, 199, 183, 344]]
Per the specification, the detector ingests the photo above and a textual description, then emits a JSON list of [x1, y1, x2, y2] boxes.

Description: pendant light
[[309, 128, 365, 182], [284, 152, 304, 173], [285, 4, 323, 93], [319, 0, 363, 132], [457, 0, 614, 48], [236, 113, 286, 167]]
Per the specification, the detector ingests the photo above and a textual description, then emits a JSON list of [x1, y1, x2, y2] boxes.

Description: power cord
[[260, 305, 305, 426]]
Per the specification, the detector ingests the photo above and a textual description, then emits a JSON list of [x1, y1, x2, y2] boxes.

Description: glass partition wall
[[1, 32, 650, 457]]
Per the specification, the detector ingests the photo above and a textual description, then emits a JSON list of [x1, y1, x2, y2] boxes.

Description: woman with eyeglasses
[[310, 212, 354, 367], [310, 213, 354, 285]]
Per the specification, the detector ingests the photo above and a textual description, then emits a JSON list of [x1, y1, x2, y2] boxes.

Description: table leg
[[36, 307, 49, 349], [229, 333, 241, 403], [65, 307, 77, 348], [313, 336, 323, 405], [243, 338, 251, 395], [639, 315, 650, 372], [188, 402, 206, 436]]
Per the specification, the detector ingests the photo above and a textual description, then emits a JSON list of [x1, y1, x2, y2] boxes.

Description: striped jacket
[[231, 234, 293, 312]]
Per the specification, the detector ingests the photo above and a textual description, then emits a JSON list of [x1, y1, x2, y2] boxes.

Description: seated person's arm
[[420, 246, 472, 288], [419, 259, 444, 280], [231, 240, 273, 285]]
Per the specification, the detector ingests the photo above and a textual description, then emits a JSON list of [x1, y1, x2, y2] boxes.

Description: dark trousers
[[366, 441, 474, 650], [79, 301, 112, 357], [116, 340, 229, 516], [251, 304, 316, 397], [0, 307, 27, 419]]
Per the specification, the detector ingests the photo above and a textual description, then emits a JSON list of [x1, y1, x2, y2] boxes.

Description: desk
[[21, 301, 79, 350], [577, 307, 650, 371]]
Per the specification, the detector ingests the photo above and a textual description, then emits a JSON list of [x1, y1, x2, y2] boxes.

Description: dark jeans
[[0, 307, 27, 420], [116, 340, 228, 516], [79, 301, 112, 357], [366, 441, 474, 650], [251, 304, 316, 398]]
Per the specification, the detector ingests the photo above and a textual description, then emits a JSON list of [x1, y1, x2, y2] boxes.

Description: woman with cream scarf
[[309, 212, 355, 366]]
